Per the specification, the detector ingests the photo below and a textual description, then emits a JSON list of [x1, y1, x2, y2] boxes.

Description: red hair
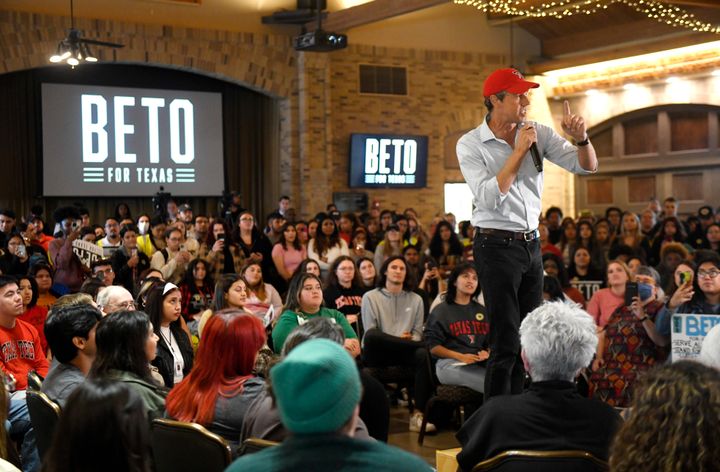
[[166, 309, 266, 424]]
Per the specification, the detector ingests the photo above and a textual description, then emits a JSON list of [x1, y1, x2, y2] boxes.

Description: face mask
[[138, 222, 149, 235], [638, 282, 653, 301]]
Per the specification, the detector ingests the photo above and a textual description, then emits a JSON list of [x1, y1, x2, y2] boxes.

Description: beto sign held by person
[[457, 68, 598, 398]]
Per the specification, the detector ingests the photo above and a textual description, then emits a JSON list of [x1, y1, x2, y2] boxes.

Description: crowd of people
[[0, 193, 718, 471]]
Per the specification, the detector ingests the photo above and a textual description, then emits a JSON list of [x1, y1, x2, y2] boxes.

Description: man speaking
[[457, 68, 597, 398]]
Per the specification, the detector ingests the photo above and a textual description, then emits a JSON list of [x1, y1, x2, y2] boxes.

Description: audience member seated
[[271, 222, 307, 286], [361, 256, 433, 433], [568, 246, 604, 283], [241, 318, 382, 443], [226, 339, 432, 472], [47, 206, 86, 293], [234, 211, 276, 289], [295, 258, 321, 279], [197, 274, 254, 337], [17, 275, 48, 355], [0, 234, 41, 276], [241, 262, 283, 321], [150, 227, 192, 284], [202, 218, 245, 281], [307, 213, 350, 278], [428, 220, 464, 276], [42, 304, 102, 407], [355, 257, 377, 292], [323, 255, 364, 332], [456, 301, 621, 471], [656, 242, 690, 291], [178, 258, 214, 325], [704, 222, 720, 254], [538, 221, 561, 257], [144, 283, 194, 388], [89, 310, 166, 416], [373, 223, 405, 271], [42, 379, 152, 472], [110, 224, 150, 296], [0, 275, 48, 472], [424, 263, 488, 393], [609, 361, 720, 472], [589, 262, 666, 407], [348, 227, 374, 262], [611, 211, 650, 262], [96, 285, 135, 316], [137, 215, 166, 258], [542, 253, 586, 306], [272, 273, 358, 355], [31, 263, 58, 310], [90, 259, 115, 287], [166, 309, 266, 452], [655, 250, 720, 348], [648, 216, 687, 267]]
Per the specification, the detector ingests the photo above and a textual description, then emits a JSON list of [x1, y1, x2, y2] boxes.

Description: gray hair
[[699, 324, 720, 370], [636, 265, 661, 286], [520, 301, 597, 382], [281, 317, 345, 357], [96, 286, 133, 313]]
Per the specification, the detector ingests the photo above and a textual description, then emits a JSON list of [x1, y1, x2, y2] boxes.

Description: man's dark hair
[[378, 255, 412, 291], [266, 212, 284, 224], [484, 91, 507, 113], [90, 259, 112, 271], [80, 227, 97, 240], [0, 275, 17, 291], [664, 196, 677, 204], [52, 206, 81, 225], [402, 244, 420, 255], [605, 206, 622, 218], [119, 224, 138, 238], [445, 263, 481, 305], [0, 209, 16, 219], [279, 195, 290, 202], [545, 206, 563, 220], [694, 250, 720, 270], [78, 207, 90, 217], [45, 304, 102, 363]]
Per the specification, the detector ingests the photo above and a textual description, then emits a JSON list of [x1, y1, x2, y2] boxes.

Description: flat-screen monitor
[[348, 133, 428, 188], [41, 83, 224, 197]]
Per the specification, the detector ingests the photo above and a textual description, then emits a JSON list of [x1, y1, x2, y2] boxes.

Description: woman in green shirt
[[272, 273, 359, 356]]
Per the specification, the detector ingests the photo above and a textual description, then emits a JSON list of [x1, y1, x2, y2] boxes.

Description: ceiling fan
[[49, 0, 124, 66]]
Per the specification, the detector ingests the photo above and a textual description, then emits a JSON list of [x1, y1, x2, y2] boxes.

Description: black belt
[[476, 227, 539, 241]]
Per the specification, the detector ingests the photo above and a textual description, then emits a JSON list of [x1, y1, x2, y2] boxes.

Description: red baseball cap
[[483, 68, 539, 98]]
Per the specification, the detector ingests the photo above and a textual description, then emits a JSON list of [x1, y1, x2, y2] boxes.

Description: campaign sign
[[570, 280, 603, 301], [72, 240, 105, 269], [42, 83, 224, 197], [671, 313, 720, 361], [349, 133, 428, 188]]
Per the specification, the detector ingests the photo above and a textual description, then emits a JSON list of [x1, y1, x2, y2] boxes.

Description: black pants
[[362, 329, 432, 412], [473, 232, 543, 398], [358, 370, 390, 442]]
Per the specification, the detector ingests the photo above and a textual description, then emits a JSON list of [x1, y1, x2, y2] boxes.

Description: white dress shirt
[[457, 118, 595, 231]]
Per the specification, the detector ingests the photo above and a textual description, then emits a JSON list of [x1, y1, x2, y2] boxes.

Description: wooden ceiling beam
[[527, 31, 719, 73], [541, 19, 683, 57], [304, 0, 449, 32]]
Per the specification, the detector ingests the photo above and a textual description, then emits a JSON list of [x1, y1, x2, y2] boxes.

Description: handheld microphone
[[530, 142, 543, 173], [522, 121, 543, 173]]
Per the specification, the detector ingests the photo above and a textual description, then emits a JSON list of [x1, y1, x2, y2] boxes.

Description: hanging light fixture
[[48, 0, 122, 68]]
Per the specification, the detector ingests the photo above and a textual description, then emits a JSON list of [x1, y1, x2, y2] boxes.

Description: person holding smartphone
[[654, 251, 720, 348], [48, 206, 87, 292], [588, 260, 665, 407]]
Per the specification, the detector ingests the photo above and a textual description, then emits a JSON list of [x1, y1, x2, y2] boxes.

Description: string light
[[454, 0, 720, 34]]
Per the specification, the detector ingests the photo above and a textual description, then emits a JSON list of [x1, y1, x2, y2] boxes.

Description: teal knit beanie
[[270, 338, 361, 434]]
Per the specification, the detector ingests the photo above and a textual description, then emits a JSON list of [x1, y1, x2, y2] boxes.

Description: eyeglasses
[[697, 269, 720, 279], [94, 268, 114, 276], [240, 217, 254, 222], [107, 300, 135, 310]]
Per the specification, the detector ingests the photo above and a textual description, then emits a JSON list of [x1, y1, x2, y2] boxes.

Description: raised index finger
[[563, 100, 572, 117]]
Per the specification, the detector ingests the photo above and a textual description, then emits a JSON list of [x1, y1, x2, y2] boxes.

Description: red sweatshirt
[[0, 319, 50, 390]]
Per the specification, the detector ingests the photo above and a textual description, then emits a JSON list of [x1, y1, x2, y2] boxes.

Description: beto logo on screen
[[348, 133, 428, 188], [81, 94, 196, 184]]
